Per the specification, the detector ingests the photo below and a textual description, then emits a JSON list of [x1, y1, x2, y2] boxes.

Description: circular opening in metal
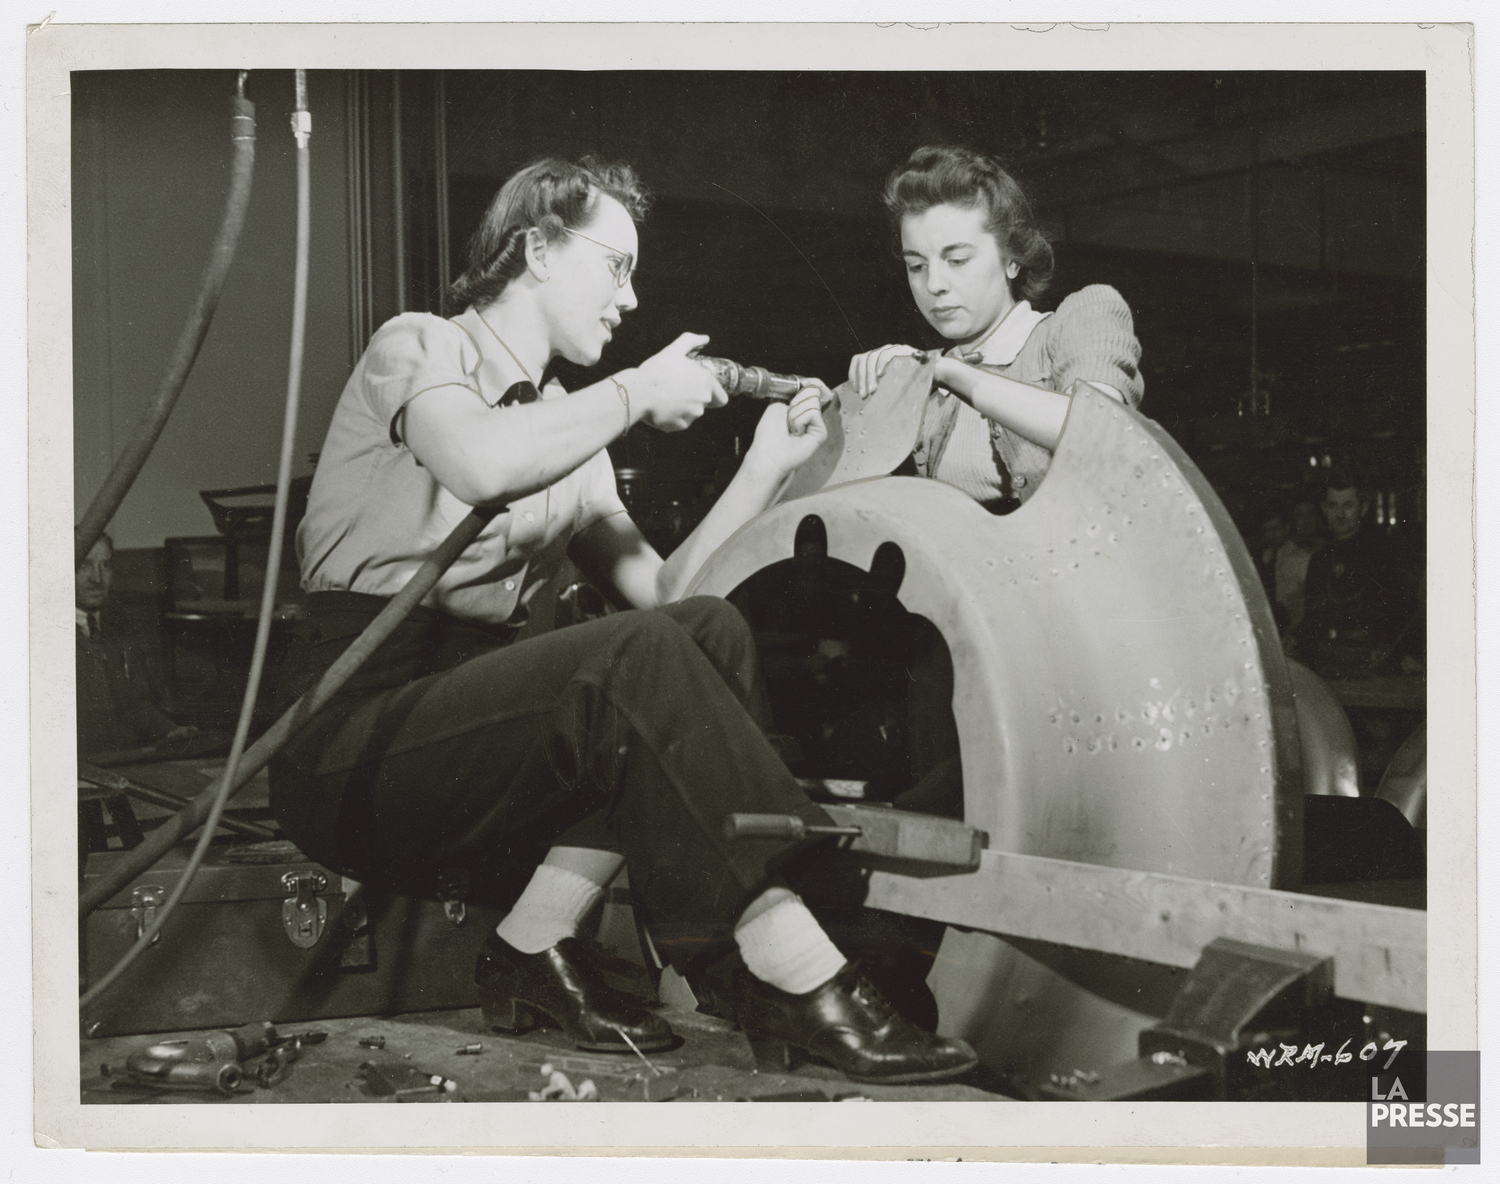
[[728, 521, 959, 816]]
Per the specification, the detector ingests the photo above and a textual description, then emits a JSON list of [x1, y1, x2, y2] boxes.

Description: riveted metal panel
[[687, 374, 1306, 1089], [691, 381, 1301, 890]]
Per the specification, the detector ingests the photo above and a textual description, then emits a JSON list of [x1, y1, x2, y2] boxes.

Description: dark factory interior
[[73, 68, 1428, 1106]]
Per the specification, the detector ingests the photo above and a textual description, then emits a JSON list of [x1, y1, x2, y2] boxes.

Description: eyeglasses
[[564, 227, 636, 289]]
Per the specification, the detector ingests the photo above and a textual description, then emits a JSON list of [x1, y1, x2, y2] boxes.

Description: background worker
[[75, 533, 197, 757]]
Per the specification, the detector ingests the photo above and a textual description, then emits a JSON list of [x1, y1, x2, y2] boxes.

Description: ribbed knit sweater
[[913, 284, 1144, 509]]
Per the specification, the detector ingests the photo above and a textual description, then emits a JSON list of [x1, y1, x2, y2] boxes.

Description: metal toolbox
[[81, 842, 502, 1038]]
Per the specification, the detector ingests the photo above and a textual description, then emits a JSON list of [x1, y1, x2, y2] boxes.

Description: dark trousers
[[270, 594, 829, 967]]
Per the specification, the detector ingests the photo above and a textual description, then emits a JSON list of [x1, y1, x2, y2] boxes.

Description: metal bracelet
[[609, 376, 630, 434]]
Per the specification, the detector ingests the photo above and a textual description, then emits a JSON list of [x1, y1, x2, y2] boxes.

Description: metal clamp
[[130, 886, 165, 945], [280, 871, 329, 948]]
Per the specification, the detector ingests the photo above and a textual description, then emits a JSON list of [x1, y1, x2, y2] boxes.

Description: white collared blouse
[[912, 284, 1144, 508]]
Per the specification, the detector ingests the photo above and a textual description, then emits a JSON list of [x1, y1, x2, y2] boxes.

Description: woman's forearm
[[654, 456, 787, 605], [404, 376, 637, 507], [935, 358, 1070, 451]]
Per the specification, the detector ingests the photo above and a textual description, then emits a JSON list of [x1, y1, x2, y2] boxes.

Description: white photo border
[[24, 18, 1477, 1163]]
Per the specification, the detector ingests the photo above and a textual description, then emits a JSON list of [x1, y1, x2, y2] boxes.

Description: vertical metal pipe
[[1318, 167, 1328, 276], [346, 71, 365, 366], [434, 70, 451, 314], [1249, 127, 1260, 418], [360, 76, 374, 346], [392, 71, 407, 313]]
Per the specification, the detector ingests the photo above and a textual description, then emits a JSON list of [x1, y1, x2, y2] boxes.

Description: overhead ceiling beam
[[1026, 94, 1424, 212]]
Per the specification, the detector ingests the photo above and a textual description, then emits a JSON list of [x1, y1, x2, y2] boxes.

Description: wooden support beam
[[863, 850, 1425, 1014]]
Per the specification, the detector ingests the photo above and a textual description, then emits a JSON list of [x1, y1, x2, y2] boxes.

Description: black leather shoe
[[858, 946, 941, 1033], [475, 934, 674, 1053], [733, 962, 978, 1084]]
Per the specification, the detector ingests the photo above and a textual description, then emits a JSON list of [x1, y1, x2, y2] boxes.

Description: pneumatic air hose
[[79, 73, 497, 1021], [74, 73, 258, 567]]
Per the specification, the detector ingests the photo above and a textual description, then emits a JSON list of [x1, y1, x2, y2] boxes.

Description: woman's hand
[[628, 333, 729, 431], [799, 376, 840, 411], [849, 344, 921, 399], [745, 386, 829, 476]]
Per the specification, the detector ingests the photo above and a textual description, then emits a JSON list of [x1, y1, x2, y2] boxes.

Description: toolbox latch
[[434, 868, 470, 927], [130, 885, 165, 945], [280, 871, 329, 948]]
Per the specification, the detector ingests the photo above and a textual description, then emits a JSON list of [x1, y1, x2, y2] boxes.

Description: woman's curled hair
[[884, 145, 1054, 303], [448, 156, 651, 311]]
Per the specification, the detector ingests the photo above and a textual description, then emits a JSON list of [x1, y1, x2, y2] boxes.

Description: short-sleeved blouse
[[913, 284, 1144, 506], [297, 307, 626, 626]]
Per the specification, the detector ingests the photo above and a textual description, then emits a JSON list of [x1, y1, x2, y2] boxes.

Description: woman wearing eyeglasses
[[271, 157, 978, 1084], [849, 144, 1144, 512]]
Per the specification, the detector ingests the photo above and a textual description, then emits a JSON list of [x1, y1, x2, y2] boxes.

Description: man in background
[[76, 533, 195, 757], [1294, 473, 1417, 678], [1273, 498, 1324, 631]]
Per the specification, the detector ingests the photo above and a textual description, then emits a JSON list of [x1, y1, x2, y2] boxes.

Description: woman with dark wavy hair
[[273, 156, 977, 1084], [850, 144, 1144, 511]]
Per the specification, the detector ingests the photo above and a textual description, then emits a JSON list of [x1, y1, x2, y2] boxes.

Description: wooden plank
[[863, 850, 1426, 1014], [823, 804, 984, 870]]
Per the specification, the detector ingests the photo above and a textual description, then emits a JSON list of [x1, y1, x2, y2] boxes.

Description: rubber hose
[[74, 87, 257, 567], [78, 505, 498, 919], [80, 74, 311, 1013]]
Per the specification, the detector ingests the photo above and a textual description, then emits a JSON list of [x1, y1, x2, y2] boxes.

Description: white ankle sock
[[494, 864, 605, 954], [734, 895, 848, 996]]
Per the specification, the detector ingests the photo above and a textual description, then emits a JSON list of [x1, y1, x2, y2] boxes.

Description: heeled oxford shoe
[[475, 934, 674, 1053], [732, 962, 978, 1085]]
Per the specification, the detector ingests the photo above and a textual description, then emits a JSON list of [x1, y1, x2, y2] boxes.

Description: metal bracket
[[1135, 936, 1336, 1099], [280, 871, 329, 948], [130, 885, 165, 945], [1043, 937, 1341, 1101]]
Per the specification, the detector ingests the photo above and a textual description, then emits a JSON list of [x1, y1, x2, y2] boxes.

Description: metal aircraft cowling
[[685, 359, 1307, 1086]]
